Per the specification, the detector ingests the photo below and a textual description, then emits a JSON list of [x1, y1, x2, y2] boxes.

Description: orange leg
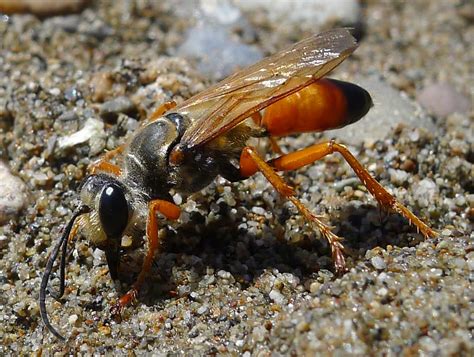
[[240, 146, 347, 272], [111, 199, 180, 315], [148, 101, 177, 123], [88, 145, 124, 176], [67, 216, 83, 243], [252, 112, 284, 155], [269, 140, 437, 238], [268, 136, 284, 155]]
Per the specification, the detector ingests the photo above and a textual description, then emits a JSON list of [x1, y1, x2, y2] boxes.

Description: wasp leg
[[251, 112, 284, 155], [269, 140, 437, 238], [268, 136, 284, 155], [67, 215, 83, 243], [148, 101, 177, 123], [88, 160, 122, 176], [240, 146, 347, 273], [111, 199, 180, 316], [88, 146, 124, 175]]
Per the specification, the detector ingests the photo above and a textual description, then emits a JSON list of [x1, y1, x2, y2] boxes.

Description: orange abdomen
[[262, 78, 372, 137]]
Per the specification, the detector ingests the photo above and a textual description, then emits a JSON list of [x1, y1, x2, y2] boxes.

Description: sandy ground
[[0, 0, 472, 355]]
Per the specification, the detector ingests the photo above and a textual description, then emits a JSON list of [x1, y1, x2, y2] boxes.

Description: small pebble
[[100, 96, 136, 122], [376, 287, 388, 297], [252, 206, 266, 216], [68, 314, 78, 325], [120, 236, 133, 248], [309, 281, 321, 294], [466, 255, 474, 271], [371, 256, 387, 270], [269, 289, 286, 304], [217, 270, 232, 279], [90, 72, 114, 102], [417, 83, 470, 117], [0, 0, 89, 16], [196, 305, 208, 315], [177, 24, 263, 80], [57, 118, 105, 150], [98, 326, 111, 336], [389, 168, 409, 186], [49, 88, 61, 96], [252, 325, 267, 342], [0, 162, 29, 225], [57, 110, 79, 122], [413, 178, 439, 208], [332, 76, 438, 145], [234, 0, 360, 31]]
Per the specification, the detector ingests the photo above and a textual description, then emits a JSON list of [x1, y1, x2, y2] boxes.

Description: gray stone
[[234, 0, 360, 31], [371, 256, 387, 270], [0, 162, 29, 225], [177, 23, 263, 80], [100, 96, 136, 122], [330, 76, 438, 146], [417, 83, 471, 117]]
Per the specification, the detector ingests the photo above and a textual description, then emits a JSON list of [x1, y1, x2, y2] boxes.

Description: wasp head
[[78, 174, 131, 279], [40, 173, 133, 340]]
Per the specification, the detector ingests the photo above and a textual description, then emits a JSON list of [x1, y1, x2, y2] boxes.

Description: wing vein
[[173, 28, 358, 148]]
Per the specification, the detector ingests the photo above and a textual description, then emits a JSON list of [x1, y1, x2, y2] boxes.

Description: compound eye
[[99, 183, 129, 238]]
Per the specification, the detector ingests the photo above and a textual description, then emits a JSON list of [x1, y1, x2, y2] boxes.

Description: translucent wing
[[175, 28, 358, 149]]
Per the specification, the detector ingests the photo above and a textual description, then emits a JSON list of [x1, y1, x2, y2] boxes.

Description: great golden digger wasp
[[40, 28, 436, 340]]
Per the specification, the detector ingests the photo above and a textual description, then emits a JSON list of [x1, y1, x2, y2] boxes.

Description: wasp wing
[[175, 28, 358, 149]]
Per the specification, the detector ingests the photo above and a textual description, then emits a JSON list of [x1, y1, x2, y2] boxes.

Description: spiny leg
[[240, 146, 347, 273], [148, 101, 177, 123], [251, 112, 284, 155], [66, 214, 85, 244], [269, 140, 437, 238], [88, 145, 124, 175], [268, 136, 284, 155], [111, 199, 180, 315]]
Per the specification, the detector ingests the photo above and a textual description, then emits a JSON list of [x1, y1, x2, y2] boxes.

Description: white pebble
[[217, 270, 231, 279], [68, 314, 78, 324], [269, 289, 286, 304], [251, 206, 266, 215], [234, 0, 360, 30], [413, 178, 439, 208], [371, 256, 387, 270], [196, 305, 208, 315], [0, 162, 29, 224], [467, 256, 474, 271], [389, 168, 409, 186], [252, 325, 267, 342], [173, 193, 183, 205], [57, 118, 105, 149], [49, 87, 61, 96]]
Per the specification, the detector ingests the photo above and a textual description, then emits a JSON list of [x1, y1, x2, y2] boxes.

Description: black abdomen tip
[[329, 78, 373, 125]]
